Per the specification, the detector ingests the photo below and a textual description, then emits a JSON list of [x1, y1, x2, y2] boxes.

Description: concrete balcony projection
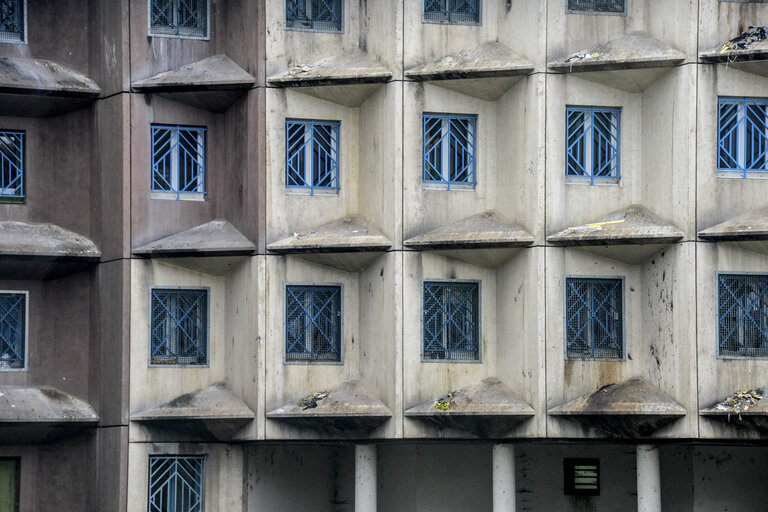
[[698, 207, 768, 255], [699, 392, 768, 435], [700, 26, 768, 78]]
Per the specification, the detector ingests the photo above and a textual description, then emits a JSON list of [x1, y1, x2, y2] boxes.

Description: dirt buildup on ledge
[[434, 392, 457, 411], [714, 389, 764, 419], [720, 26, 768, 53], [298, 391, 328, 410]]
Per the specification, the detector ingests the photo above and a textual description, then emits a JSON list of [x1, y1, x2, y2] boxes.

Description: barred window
[[150, 289, 208, 366], [565, 278, 623, 359], [148, 456, 204, 512], [718, 98, 768, 178], [286, 0, 343, 32], [152, 125, 206, 200], [286, 120, 340, 195], [0, 130, 23, 200], [423, 114, 477, 189], [566, 107, 621, 185], [718, 274, 768, 358], [0, 292, 25, 370], [423, 281, 480, 361], [567, 0, 626, 14], [285, 285, 342, 363], [0, 0, 25, 43], [149, 0, 209, 39], [423, 0, 481, 25]]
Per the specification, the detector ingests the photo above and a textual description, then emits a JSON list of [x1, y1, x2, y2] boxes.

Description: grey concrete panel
[[133, 218, 256, 257]]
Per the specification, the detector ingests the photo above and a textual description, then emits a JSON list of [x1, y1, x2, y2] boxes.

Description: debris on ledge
[[712, 389, 764, 418], [268, 216, 391, 253], [700, 388, 768, 432], [701, 26, 768, 63]]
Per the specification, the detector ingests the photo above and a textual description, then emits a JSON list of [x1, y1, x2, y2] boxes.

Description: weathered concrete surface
[[266, 380, 392, 436], [267, 216, 392, 253], [700, 26, 768, 74], [404, 378, 535, 438], [133, 219, 256, 257], [405, 210, 534, 249], [700, 393, 768, 434], [548, 378, 686, 438], [698, 207, 768, 241]]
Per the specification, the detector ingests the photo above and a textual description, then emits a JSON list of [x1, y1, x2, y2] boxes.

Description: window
[[0, 0, 25, 43], [0, 131, 23, 200], [718, 98, 768, 178], [566, 107, 621, 184], [718, 274, 768, 358], [285, 0, 342, 32], [567, 0, 625, 14], [148, 456, 204, 512], [565, 278, 623, 359], [564, 459, 600, 496], [286, 120, 339, 195], [150, 289, 208, 366], [151, 125, 206, 200], [423, 0, 481, 25], [423, 114, 477, 189], [285, 285, 342, 363], [0, 292, 26, 370], [0, 459, 19, 512], [423, 281, 480, 361], [149, 0, 209, 39]]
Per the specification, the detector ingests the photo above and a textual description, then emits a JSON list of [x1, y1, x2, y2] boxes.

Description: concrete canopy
[[0, 57, 101, 117], [699, 207, 768, 241], [548, 378, 686, 438], [700, 34, 768, 77], [404, 378, 535, 438], [133, 219, 256, 258], [131, 55, 256, 112], [266, 380, 392, 437], [700, 394, 768, 434]]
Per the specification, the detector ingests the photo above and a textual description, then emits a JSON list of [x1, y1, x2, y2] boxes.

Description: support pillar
[[355, 444, 377, 512], [492, 444, 516, 512], [637, 444, 661, 512]]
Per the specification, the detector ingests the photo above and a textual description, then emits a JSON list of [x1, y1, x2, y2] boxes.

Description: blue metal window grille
[[718, 98, 768, 177], [423, 0, 480, 24], [150, 0, 208, 38], [150, 289, 208, 366], [423, 114, 476, 189], [423, 281, 479, 361], [565, 278, 623, 359], [0, 0, 24, 43], [152, 125, 206, 199], [566, 107, 621, 184], [567, 0, 625, 14], [0, 131, 23, 199], [718, 274, 768, 358], [286, 120, 340, 194], [285, 285, 342, 363], [0, 293, 25, 370], [148, 456, 204, 512], [286, 0, 342, 32]]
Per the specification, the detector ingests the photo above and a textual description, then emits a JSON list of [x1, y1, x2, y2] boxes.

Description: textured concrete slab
[[548, 378, 686, 438], [266, 380, 392, 436], [699, 207, 768, 241], [268, 49, 392, 87], [404, 378, 535, 437], [700, 392, 768, 434], [133, 219, 256, 257], [700, 27, 768, 76], [268, 216, 391, 253], [405, 210, 534, 250]]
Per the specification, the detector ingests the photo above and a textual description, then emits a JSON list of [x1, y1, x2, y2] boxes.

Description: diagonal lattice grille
[[151, 289, 208, 366], [718, 274, 768, 358], [0, 293, 25, 369], [566, 107, 620, 184], [286, 120, 339, 194], [150, 0, 208, 38], [423, 114, 476, 188], [567, 0, 625, 14], [565, 278, 623, 359], [0, 0, 23, 42], [149, 456, 204, 512], [423, 0, 480, 24], [718, 98, 768, 177], [152, 125, 206, 199], [285, 285, 342, 362], [286, 0, 342, 32], [0, 131, 23, 199], [423, 282, 479, 361]]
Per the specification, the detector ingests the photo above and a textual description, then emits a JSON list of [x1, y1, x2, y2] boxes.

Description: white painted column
[[492, 444, 516, 512], [637, 444, 662, 512], [355, 444, 377, 512]]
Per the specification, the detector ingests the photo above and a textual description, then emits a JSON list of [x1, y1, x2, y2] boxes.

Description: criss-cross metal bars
[[0, 293, 25, 369], [285, 285, 342, 362], [148, 456, 204, 512], [286, 120, 340, 194], [0, 130, 23, 199], [718, 98, 768, 177], [718, 274, 768, 358], [152, 125, 206, 199], [566, 107, 621, 185], [150, 289, 208, 366], [150, 0, 208, 38], [423, 0, 480, 24], [423, 281, 479, 361], [423, 114, 477, 189], [286, 0, 342, 32], [565, 278, 623, 359]]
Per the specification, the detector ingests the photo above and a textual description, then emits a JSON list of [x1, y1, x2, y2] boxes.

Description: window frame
[[147, 455, 205, 512], [151, 124, 207, 201], [0, 129, 24, 203], [422, 0, 482, 26], [0, 0, 27, 44], [717, 97, 768, 179], [285, 119, 341, 196], [0, 291, 28, 372], [566, 0, 626, 15], [421, 279, 482, 363], [563, 276, 625, 361], [565, 106, 621, 185], [284, 283, 344, 365], [148, 286, 210, 368], [716, 271, 768, 359], [285, 0, 344, 33], [148, 0, 211, 40], [422, 113, 478, 190]]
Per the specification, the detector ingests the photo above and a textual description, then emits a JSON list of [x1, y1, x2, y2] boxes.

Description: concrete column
[[637, 444, 662, 512], [355, 444, 377, 512], [492, 444, 516, 512]]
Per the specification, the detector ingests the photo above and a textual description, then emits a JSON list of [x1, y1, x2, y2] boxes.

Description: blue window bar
[[149, 0, 208, 38], [0, 293, 25, 370], [567, 0, 625, 14], [718, 274, 768, 358], [565, 278, 623, 359], [148, 455, 204, 512], [285, 285, 342, 363], [150, 289, 208, 366], [566, 107, 621, 185], [718, 98, 768, 178], [423, 114, 477, 189], [0, 0, 25, 43], [285, 0, 342, 32], [0, 130, 23, 199], [423, 281, 480, 361], [286, 120, 340, 194], [151, 125, 206, 200], [423, 0, 480, 24]]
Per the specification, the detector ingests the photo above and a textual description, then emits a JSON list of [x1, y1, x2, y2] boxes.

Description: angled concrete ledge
[[405, 378, 534, 438], [266, 380, 392, 437], [548, 378, 686, 438], [700, 393, 768, 433], [699, 207, 768, 241], [700, 27, 768, 77], [0, 57, 101, 117], [132, 55, 256, 112], [133, 219, 256, 258]]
